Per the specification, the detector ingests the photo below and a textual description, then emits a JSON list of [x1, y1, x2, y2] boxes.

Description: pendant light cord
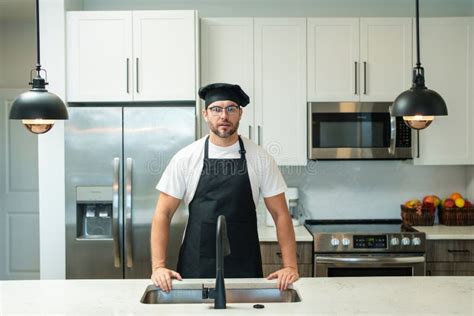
[[35, 0, 41, 72], [415, 0, 421, 68]]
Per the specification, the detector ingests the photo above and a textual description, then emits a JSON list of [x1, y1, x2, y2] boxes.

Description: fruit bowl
[[439, 207, 474, 226], [438, 193, 474, 226], [400, 204, 435, 226]]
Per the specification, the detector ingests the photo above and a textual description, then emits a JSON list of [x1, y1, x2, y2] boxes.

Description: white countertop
[[413, 225, 474, 240], [258, 224, 313, 242], [1, 277, 472, 315]]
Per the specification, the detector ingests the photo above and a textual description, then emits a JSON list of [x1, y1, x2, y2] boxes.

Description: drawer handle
[[447, 249, 470, 254], [276, 252, 300, 259]]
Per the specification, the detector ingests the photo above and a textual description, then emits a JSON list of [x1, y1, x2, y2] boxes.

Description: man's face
[[203, 100, 242, 138]]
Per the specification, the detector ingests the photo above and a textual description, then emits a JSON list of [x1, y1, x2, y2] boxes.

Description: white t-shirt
[[156, 136, 287, 207]]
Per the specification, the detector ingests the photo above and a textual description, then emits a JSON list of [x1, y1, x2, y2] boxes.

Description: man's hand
[[267, 267, 299, 290], [151, 267, 182, 292]]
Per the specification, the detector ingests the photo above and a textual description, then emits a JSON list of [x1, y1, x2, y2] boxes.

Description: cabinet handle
[[363, 61, 367, 95], [447, 249, 470, 254], [248, 125, 252, 140], [136, 58, 139, 93], [257, 125, 261, 146], [126, 58, 130, 93], [354, 61, 358, 95]]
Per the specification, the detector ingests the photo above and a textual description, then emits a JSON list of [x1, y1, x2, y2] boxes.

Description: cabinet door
[[307, 18, 360, 102], [133, 11, 196, 101], [254, 18, 307, 165], [67, 12, 133, 102], [200, 18, 254, 139], [360, 18, 412, 102], [414, 18, 473, 165]]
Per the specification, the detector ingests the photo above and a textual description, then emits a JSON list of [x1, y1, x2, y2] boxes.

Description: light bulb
[[402, 115, 434, 130], [22, 119, 55, 134]]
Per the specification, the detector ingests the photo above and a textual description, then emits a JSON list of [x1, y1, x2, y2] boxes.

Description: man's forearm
[[151, 212, 171, 271], [274, 213, 298, 269]]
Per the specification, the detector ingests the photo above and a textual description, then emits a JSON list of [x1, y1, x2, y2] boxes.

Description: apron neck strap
[[204, 135, 247, 160]]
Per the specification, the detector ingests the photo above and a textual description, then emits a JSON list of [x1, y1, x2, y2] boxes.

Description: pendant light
[[391, 0, 447, 130], [9, 0, 68, 134]]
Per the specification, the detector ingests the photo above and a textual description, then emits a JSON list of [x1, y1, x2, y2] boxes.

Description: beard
[[208, 119, 240, 138]]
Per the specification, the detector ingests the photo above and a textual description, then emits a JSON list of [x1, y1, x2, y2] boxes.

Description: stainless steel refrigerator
[[65, 105, 195, 279]]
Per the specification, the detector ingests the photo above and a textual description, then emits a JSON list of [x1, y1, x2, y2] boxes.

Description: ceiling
[[0, 0, 34, 22]]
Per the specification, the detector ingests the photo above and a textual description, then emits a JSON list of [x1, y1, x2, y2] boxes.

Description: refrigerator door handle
[[113, 157, 121, 268], [125, 157, 134, 268]]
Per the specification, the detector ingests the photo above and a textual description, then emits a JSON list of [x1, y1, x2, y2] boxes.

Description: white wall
[[36, 0, 83, 280], [280, 162, 469, 220], [468, 167, 474, 199], [0, 21, 35, 89]]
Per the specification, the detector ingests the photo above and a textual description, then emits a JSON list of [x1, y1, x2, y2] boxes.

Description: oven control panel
[[353, 235, 387, 249], [315, 233, 426, 252]]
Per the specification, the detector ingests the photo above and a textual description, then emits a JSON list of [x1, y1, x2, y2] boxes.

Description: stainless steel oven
[[306, 220, 426, 277], [314, 254, 425, 277], [308, 102, 414, 159]]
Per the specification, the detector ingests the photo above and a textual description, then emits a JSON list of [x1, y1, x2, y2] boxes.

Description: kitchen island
[[1, 277, 472, 315]]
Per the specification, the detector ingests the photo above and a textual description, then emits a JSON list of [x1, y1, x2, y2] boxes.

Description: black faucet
[[207, 215, 231, 309]]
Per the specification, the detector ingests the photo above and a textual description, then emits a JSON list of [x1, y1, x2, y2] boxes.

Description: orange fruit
[[454, 198, 465, 208], [450, 192, 463, 200]]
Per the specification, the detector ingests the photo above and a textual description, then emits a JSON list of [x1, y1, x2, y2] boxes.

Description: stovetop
[[304, 219, 425, 253], [304, 219, 416, 235]]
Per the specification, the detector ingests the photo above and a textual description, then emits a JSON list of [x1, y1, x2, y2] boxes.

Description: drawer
[[260, 242, 313, 264], [426, 240, 474, 262], [262, 264, 313, 278], [427, 262, 474, 276]]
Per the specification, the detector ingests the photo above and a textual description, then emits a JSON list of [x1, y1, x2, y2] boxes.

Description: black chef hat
[[199, 83, 250, 108]]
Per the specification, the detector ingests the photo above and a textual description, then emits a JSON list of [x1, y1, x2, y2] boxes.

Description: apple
[[423, 196, 435, 206], [424, 202, 436, 215], [464, 200, 472, 208], [444, 198, 455, 208]]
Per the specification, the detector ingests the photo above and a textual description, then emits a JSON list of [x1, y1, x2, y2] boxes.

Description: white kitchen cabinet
[[67, 11, 197, 102], [67, 12, 133, 102], [360, 18, 412, 102], [307, 18, 359, 102], [307, 18, 412, 102], [254, 18, 307, 165], [200, 18, 307, 165], [415, 18, 473, 165], [200, 18, 254, 139], [132, 11, 196, 101]]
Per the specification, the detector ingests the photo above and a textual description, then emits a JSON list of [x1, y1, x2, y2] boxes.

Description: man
[[150, 83, 298, 292]]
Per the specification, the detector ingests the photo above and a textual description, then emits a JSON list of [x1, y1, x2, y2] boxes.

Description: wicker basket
[[400, 205, 435, 226], [439, 207, 474, 226]]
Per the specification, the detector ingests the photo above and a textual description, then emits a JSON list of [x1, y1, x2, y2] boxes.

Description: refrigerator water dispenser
[[76, 186, 113, 239]]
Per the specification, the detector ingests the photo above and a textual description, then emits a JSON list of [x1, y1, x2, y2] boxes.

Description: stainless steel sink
[[140, 284, 301, 304]]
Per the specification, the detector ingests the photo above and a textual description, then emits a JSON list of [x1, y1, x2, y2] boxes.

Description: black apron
[[176, 136, 263, 278]]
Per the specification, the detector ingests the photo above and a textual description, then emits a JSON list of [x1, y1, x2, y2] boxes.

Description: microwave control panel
[[396, 118, 412, 147]]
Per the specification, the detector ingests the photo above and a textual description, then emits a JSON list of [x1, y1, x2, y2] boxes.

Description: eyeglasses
[[207, 105, 240, 116]]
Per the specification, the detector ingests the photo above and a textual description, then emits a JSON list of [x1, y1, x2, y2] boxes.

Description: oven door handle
[[315, 256, 425, 264]]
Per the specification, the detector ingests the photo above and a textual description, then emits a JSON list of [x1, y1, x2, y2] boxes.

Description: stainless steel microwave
[[308, 102, 414, 160]]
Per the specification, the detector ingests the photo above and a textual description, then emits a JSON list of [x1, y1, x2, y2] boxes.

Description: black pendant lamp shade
[[9, 0, 68, 134], [391, 0, 447, 130]]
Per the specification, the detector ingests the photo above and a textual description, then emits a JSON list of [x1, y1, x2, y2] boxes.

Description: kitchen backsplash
[[257, 161, 469, 222]]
